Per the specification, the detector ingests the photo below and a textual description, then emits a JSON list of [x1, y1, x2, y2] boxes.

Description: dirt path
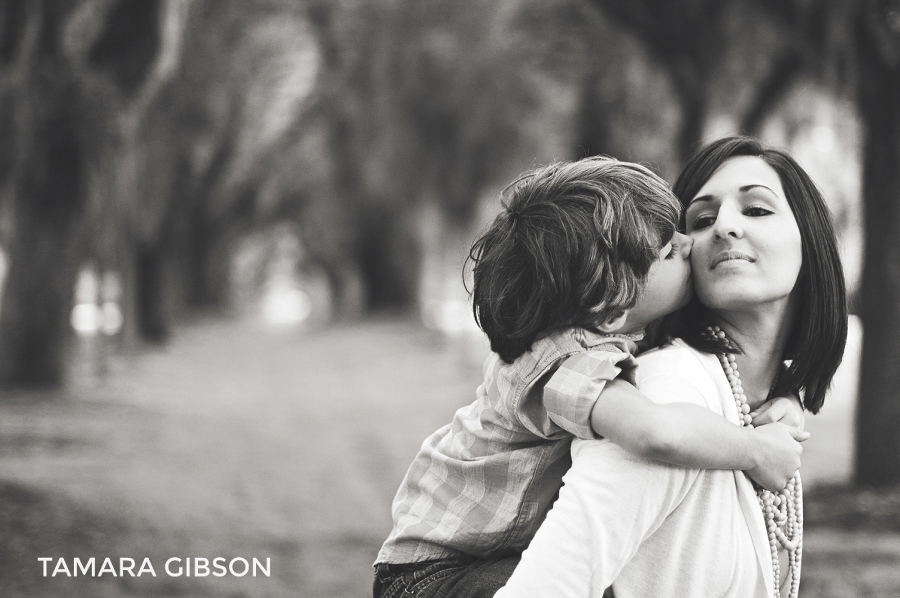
[[0, 316, 896, 597]]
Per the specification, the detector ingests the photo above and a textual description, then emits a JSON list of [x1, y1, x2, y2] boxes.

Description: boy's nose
[[676, 232, 693, 257]]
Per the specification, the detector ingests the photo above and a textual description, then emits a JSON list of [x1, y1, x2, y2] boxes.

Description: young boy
[[373, 157, 805, 597]]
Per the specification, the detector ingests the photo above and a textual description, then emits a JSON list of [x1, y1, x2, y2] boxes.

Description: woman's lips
[[710, 250, 755, 269]]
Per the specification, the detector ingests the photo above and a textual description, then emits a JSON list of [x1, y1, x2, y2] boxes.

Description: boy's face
[[618, 232, 694, 334]]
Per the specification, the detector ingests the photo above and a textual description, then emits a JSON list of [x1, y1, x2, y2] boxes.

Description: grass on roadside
[[805, 483, 900, 531]]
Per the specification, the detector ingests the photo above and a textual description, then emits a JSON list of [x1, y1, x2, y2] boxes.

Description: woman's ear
[[597, 311, 629, 333]]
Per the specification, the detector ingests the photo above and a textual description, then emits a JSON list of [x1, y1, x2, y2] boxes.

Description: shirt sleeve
[[516, 350, 637, 440]]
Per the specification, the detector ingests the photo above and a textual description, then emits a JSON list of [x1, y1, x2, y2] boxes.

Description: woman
[[494, 136, 848, 598]]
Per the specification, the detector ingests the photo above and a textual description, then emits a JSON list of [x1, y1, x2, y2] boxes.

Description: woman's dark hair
[[467, 156, 680, 363], [668, 136, 848, 413]]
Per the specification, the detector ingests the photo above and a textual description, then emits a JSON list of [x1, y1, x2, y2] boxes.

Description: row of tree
[[581, 0, 900, 487], [0, 0, 897, 485]]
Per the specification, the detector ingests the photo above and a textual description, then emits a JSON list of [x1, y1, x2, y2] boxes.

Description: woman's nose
[[711, 204, 743, 239]]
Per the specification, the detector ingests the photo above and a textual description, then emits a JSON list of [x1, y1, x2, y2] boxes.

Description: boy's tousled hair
[[467, 157, 681, 363]]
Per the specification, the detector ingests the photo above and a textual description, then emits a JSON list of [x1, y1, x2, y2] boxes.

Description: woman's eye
[[744, 206, 773, 217], [691, 215, 715, 230]]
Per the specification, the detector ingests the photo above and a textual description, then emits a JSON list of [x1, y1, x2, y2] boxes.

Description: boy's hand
[[750, 395, 809, 441], [746, 422, 804, 492]]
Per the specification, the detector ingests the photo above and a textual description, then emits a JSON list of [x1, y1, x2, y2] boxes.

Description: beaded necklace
[[704, 326, 803, 598]]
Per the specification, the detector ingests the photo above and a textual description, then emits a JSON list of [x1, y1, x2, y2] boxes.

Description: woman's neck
[[710, 302, 795, 409]]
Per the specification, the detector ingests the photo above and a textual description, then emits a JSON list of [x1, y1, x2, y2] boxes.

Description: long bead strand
[[706, 326, 803, 598]]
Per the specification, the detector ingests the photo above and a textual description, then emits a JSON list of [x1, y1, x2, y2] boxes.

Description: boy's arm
[[591, 378, 804, 492]]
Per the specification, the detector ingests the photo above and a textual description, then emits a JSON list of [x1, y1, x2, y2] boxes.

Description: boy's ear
[[597, 310, 628, 333]]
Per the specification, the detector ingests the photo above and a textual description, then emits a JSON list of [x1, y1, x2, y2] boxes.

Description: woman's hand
[[746, 422, 804, 492], [750, 395, 809, 441]]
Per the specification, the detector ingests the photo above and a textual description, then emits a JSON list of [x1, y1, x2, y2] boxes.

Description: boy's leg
[[423, 555, 520, 597], [373, 555, 520, 598]]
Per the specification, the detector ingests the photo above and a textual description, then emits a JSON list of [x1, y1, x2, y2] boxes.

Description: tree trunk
[[184, 214, 239, 312], [854, 16, 900, 486], [575, 71, 613, 158], [134, 242, 171, 343], [739, 51, 805, 135], [673, 71, 709, 165], [0, 227, 79, 386], [0, 68, 84, 386], [357, 204, 420, 310]]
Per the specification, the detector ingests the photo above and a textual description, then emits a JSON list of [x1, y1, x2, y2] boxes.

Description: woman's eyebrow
[[687, 194, 714, 206], [739, 184, 775, 194], [689, 184, 777, 206]]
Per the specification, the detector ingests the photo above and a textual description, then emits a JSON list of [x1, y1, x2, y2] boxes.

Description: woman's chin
[[696, 288, 765, 311], [696, 278, 797, 312]]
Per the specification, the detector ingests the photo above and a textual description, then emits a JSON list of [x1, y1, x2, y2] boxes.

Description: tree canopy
[[0, 0, 898, 485]]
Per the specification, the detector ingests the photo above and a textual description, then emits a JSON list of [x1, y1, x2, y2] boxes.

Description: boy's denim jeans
[[372, 555, 520, 598]]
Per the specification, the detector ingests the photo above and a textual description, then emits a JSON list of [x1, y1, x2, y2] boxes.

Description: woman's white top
[[494, 339, 775, 598]]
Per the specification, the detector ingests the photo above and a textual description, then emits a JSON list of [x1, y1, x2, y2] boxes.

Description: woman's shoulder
[[634, 339, 724, 410], [636, 338, 713, 375]]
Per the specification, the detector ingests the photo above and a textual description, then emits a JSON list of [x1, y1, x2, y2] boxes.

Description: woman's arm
[[750, 393, 806, 431]]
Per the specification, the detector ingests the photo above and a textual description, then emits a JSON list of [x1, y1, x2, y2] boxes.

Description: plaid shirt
[[376, 328, 638, 564]]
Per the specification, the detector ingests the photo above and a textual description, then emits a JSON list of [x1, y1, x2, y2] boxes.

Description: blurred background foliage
[[0, 0, 898, 537], [1, 0, 900, 596]]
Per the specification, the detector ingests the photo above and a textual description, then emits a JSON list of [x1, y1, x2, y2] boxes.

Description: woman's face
[[684, 156, 803, 313]]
